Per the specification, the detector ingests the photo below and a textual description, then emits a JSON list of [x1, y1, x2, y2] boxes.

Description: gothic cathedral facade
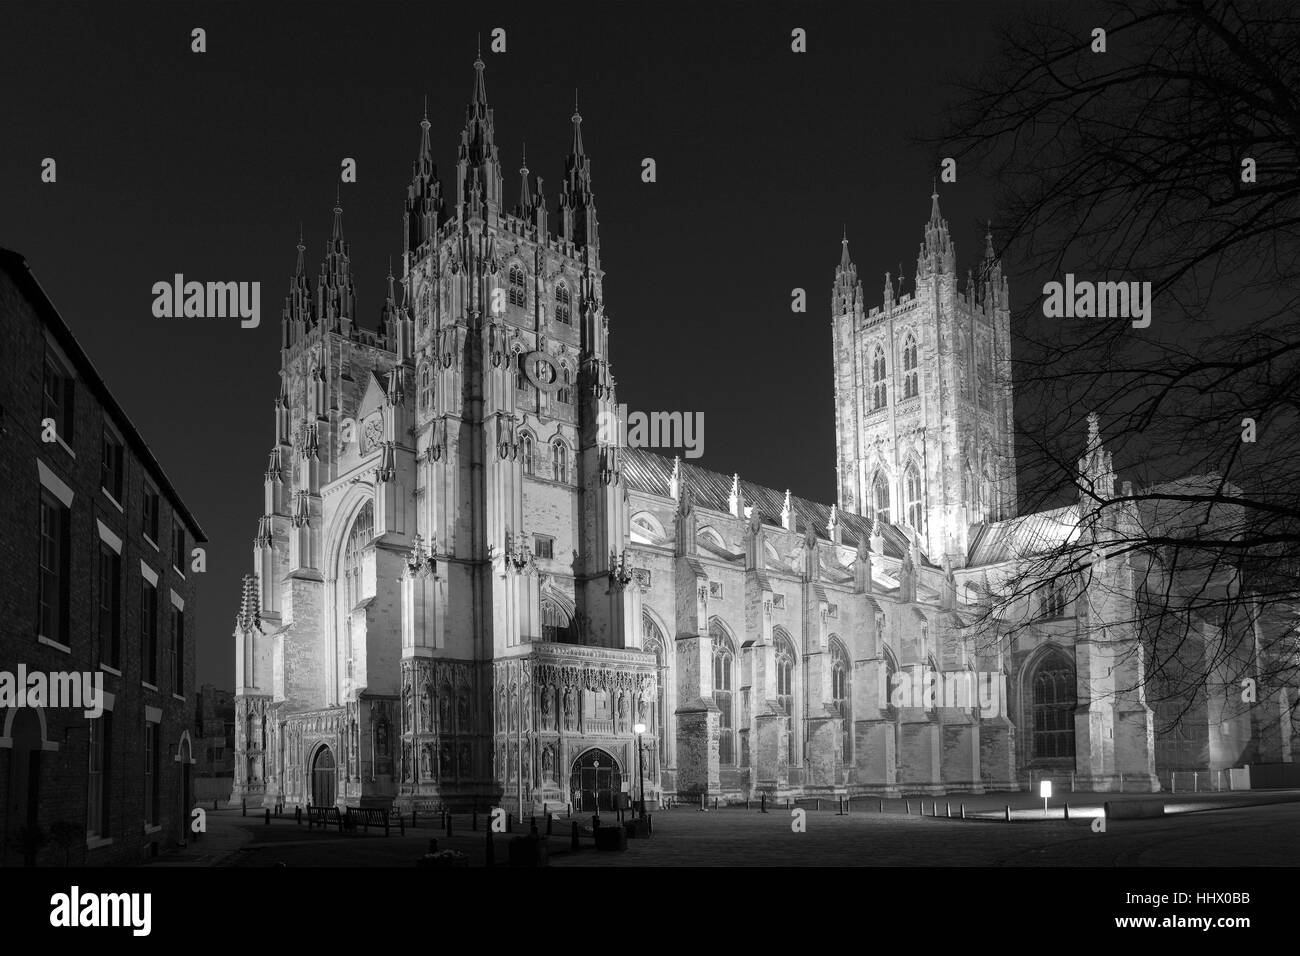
[[232, 58, 1285, 814]]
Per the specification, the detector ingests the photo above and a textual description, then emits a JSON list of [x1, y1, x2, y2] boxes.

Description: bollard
[[1119, 772, 1124, 792], [1194, 771, 1199, 793], [214, 800, 218, 811], [531, 816, 537, 834], [879, 799, 884, 813], [567, 802, 572, 818], [746, 799, 750, 811], [413, 809, 418, 829], [905, 801, 911, 815], [1004, 805, 1011, 822], [1070, 771, 1075, 793], [700, 793, 707, 812], [295, 806, 302, 825], [507, 813, 513, 834], [761, 793, 767, 813], [786, 798, 791, 811], [571, 821, 580, 851], [485, 828, 494, 868], [714, 798, 719, 811], [960, 803, 966, 820], [265, 808, 270, 825], [1064, 803, 1070, 820], [547, 814, 553, 836], [242, 799, 246, 817], [592, 814, 600, 833], [946, 802, 951, 818], [446, 813, 453, 838], [1171, 772, 1176, 794]]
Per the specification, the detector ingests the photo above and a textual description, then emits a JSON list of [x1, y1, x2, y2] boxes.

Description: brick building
[[193, 683, 235, 802], [0, 247, 205, 865]]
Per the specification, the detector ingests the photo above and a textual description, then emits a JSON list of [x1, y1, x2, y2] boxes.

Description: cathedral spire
[[918, 184, 955, 278], [833, 230, 862, 318], [557, 89, 598, 250], [571, 89, 585, 156], [457, 52, 501, 214], [318, 191, 356, 334], [407, 102, 446, 256], [1077, 410, 1116, 504], [517, 143, 532, 215], [282, 227, 314, 349]]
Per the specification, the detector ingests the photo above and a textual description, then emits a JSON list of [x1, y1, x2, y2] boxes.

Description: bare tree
[[930, 0, 1300, 769]]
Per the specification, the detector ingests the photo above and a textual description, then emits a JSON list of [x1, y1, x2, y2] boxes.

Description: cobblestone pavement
[[161, 789, 1300, 867]]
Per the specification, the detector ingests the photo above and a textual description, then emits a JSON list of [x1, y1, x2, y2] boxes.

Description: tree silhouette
[[929, 0, 1300, 769]]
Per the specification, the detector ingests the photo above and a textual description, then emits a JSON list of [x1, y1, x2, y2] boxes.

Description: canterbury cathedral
[[231, 56, 1294, 814]]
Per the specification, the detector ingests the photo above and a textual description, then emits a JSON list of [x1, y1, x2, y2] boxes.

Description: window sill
[[142, 682, 159, 692], [172, 565, 186, 579], [85, 835, 113, 850], [143, 824, 162, 835], [101, 488, 124, 512], [99, 663, 122, 676], [143, 534, 160, 552], [37, 634, 71, 653], [173, 693, 186, 703]]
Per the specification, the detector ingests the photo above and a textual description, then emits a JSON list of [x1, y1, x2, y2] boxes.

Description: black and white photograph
[[0, 0, 1294, 938]]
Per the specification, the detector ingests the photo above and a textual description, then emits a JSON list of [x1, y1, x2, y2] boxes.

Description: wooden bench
[[306, 805, 344, 833], [345, 807, 406, 836]]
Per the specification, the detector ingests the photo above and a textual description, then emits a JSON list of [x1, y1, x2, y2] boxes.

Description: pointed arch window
[[521, 433, 535, 475], [643, 611, 668, 772], [830, 638, 851, 763], [419, 366, 433, 414], [541, 599, 574, 643], [904, 462, 923, 532], [508, 264, 527, 308], [871, 345, 888, 410], [902, 333, 919, 399], [342, 501, 374, 679], [1031, 650, 1077, 760], [710, 621, 736, 766], [774, 630, 796, 766], [872, 472, 891, 524], [551, 441, 569, 483], [555, 282, 572, 325], [557, 366, 573, 404]]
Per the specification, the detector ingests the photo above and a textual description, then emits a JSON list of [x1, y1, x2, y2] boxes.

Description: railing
[[582, 718, 615, 736]]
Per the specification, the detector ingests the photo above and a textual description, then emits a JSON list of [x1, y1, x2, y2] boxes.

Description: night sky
[[0, 1, 1021, 688]]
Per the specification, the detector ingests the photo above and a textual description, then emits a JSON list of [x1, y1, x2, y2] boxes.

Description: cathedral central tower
[[831, 191, 1016, 566]]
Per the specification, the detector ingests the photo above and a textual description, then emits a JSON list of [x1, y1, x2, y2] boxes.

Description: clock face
[[522, 351, 560, 392]]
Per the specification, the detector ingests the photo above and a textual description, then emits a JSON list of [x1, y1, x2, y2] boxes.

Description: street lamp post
[[633, 722, 647, 819]]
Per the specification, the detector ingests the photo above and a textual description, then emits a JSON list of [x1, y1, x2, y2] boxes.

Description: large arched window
[[521, 433, 535, 475], [902, 333, 919, 399], [904, 461, 923, 532], [830, 637, 851, 764], [1030, 649, 1077, 760], [508, 264, 527, 308], [871, 345, 888, 410], [872, 472, 891, 524], [551, 441, 569, 483], [980, 451, 994, 521], [555, 282, 572, 325], [541, 599, 574, 644], [710, 620, 736, 766], [643, 612, 669, 773], [773, 629, 796, 767], [341, 501, 373, 679], [556, 366, 573, 405]]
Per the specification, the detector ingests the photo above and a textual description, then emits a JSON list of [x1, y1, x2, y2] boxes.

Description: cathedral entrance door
[[311, 746, 337, 808], [570, 749, 621, 812]]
